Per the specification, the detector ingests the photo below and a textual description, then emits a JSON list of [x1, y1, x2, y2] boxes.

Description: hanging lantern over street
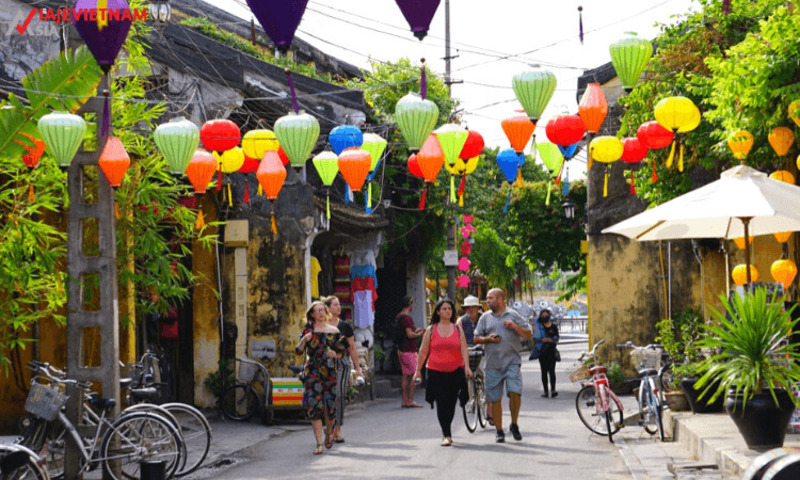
[[589, 136, 623, 197], [731, 264, 758, 286], [501, 116, 534, 154], [312, 151, 339, 219], [200, 119, 241, 153], [637, 120, 674, 182], [536, 141, 564, 205], [72, 0, 133, 73], [256, 150, 287, 234], [329, 125, 364, 155], [770, 170, 795, 184], [415, 134, 445, 210], [545, 115, 585, 149], [241, 129, 279, 160], [408, 153, 424, 179], [238, 154, 259, 204], [459, 130, 484, 160], [733, 236, 754, 250], [771, 259, 797, 288], [185, 149, 217, 230], [274, 111, 320, 168], [154, 117, 200, 175], [768, 127, 794, 157], [620, 137, 648, 195], [654, 96, 701, 172], [396, 92, 439, 152], [37, 111, 87, 168], [394, 0, 441, 40], [497, 148, 524, 212], [361, 133, 388, 173], [578, 83, 608, 134], [512, 67, 557, 124], [609, 33, 653, 93], [246, 0, 308, 51], [444, 155, 479, 206], [337, 148, 371, 193], [727, 130, 754, 160], [435, 123, 469, 166], [216, 147, 245, 174], [775, 232, 792, 243], [98, 137, 130, 187]]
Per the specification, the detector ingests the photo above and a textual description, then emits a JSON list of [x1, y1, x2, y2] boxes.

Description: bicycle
[[574, 340, 625, 443], [618, 341, 666, 441], [462, 345, 487, 433], [0, 438, 48, 480]]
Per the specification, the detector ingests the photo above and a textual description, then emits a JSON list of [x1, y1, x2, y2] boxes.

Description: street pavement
[[183, 340, 722, 480]]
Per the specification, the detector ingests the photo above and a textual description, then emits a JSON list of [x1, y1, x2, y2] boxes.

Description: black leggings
[[426, 369, 463, 437], [539, 352, 557, 393]]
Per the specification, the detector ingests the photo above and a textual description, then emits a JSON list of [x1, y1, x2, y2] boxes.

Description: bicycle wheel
[[101, 411, 183, 480], [462, 379, 478, 433], [576, 385, 623, 436], [640, 380, 660, 436], [0, 446, 48, 480], [605, 408, 615, 443], [160, 403, 212, 477], [221, 384, 259, 421], [475, 376, 487, 429], [647, 380, 665, 441]]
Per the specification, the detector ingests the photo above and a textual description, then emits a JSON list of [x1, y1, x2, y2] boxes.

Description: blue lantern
[[558, 143, 580, 160], [497, 148, 521, 183], [329, 125, 363, 155]]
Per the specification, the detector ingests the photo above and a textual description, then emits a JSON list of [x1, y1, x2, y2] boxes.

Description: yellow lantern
[[733, 236, 754, 250], [588, 136, 624, 197], [768, 127, 794, 157], [425, 278, 436, 289], [727, 130, 753, 160], [242, 129, 279, 159], [731, 264, 758, 286], [775, 232, 792, 243], [789, 99, 800, 128], [770, 170, 795, 184], [214, 147, 245, 207], [653, 96, 701, 172], [771, 259, 797, 288]]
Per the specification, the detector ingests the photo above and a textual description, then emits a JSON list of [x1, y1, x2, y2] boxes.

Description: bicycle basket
[[24, 383, 68, 421], [238, 361, 258, 382], [568, 363, 591, 383], [631, 348, 662, 370]]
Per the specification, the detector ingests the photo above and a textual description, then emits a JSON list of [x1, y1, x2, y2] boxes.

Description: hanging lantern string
[[419, 183, 428, 210], [420, 58, 427, 100], [285, 68, 300, 114], [578, 6, 584, 44], [101, 86, 110, 138]]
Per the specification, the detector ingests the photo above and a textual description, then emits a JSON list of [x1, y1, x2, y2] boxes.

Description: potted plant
[[695, 287, 800, 450]]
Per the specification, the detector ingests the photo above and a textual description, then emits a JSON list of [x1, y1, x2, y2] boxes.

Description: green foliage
[[204, 358, 234, 399], [655, 307, 705, 386], [696, 287, 800, 407], [607, 361, 625, 386]]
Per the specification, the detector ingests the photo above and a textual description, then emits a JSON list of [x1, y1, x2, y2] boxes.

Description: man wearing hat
[[456, 295, 482, 346]]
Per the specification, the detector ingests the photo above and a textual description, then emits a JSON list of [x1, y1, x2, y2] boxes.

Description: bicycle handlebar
[[616, 341, 663, 351], [578, 339, 605, 361]]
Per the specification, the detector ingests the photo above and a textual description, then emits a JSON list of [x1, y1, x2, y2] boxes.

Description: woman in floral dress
[[296, 301, 346, 454]]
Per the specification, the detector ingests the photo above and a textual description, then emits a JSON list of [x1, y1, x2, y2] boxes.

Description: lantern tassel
[[578, 6, 584, 44], [450, 176, 456, 203], [516, 169, 524, 188], [666, 140, 676, 169], [114, 202, 120, 220], [419, 184, 428, 210], [271, 212, 277, 234], [630, 171, 636, 195], [366, 183, 372, 214], [28, 183, 35, 202], [678, 141, 685, 172], [545, 182, 552, 206], [195, 209, 205, 230], [652, 158, 658, 183], [587, 147, 593, 170], [244, 180, 250, 204], [326, 193, 331, 220], [344, 184, 351, 204], [503, 189, 512, 213], [101, 88, 110, 138], [257, 183, 263, 196], [420, 59, 427, 100], [227, 183, 233, 207], [216, 168, 222, 192], [603, 167, 609, 197], [458, 175, 466, 197], [554, 161, 564, 185], [562, 167, 569, 195], [459, 193, 464, 207], [286, 70, 300, 114]]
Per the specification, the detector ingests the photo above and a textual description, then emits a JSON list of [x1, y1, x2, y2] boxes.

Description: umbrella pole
[[741, 217, 753, 287]]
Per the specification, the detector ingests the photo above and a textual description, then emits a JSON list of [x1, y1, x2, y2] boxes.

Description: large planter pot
[[665, 391, 691, 412], [725, 389, 795, 451], [681, 377, 725, 414]]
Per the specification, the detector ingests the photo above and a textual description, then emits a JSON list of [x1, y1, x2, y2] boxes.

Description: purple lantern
[[246, 0, 309, 52], [72, 0, 133, 73], [395, 0, 442, 40]]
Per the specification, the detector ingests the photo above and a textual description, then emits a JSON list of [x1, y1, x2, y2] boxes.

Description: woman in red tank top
[[413, 299, 473, 446]]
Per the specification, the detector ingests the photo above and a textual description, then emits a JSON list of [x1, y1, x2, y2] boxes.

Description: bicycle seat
[[288, 364, 304, 375], [637, 368, 658, 378], [588, 366, 607, 374], [119, 377, 132, 390], [88, 397, 116, 411], [129, 387, 158, 402]]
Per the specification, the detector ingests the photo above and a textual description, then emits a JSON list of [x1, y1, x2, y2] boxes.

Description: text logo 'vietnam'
[[15, 8, 148, 36]]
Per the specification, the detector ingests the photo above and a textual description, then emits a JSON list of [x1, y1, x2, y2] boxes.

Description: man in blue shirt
[[457, 295, 482, 346]]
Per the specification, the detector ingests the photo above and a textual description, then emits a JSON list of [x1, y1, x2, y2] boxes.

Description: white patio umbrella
[[603, 164, 800, 284]]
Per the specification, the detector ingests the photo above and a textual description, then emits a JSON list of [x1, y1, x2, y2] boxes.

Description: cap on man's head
[[462, 295, 481, 308]]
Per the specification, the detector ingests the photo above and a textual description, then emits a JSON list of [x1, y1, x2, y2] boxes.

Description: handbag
[[554, 347, 561, 362]]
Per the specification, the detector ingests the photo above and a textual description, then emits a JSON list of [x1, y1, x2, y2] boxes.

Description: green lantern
[[153, 117, 200, 175], [434, 124, 469, 167], [312, 150, 339, 220], [37, 111, 87, 167], [395, 92, 439, 152], [274, 111, 320, 169], [609, 33, 653, 93], [361, 133, 388, 172], [512, 67, 557, 123], [536, 142, 565, 206]]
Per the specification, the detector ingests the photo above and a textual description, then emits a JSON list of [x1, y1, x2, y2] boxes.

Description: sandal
[[325, 432, 333, 449], [334, 435, 345, 443], [408, 402, 423, 408], [441, 437, 453, 447], [313, 444, 323, 455], [486, 415, 495, 426]]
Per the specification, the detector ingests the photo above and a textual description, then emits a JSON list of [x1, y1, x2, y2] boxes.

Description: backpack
[[393, 315, 409, 346]]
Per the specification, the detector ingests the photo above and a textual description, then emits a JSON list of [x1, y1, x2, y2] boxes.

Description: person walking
[[322, 295, 365, 443], [536, 308, 560, 398], [474, 288, 532, 443], [295, 301, 346, 455], [396, 295, 425, 408], [413, 299, 472, 446], [456, 295, 482, 346]]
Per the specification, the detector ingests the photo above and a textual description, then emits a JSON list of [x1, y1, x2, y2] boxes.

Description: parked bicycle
[[618, 341, 666, 441], [574, 340, 625, 443], [0, 438, 48, 480], [462, 345, 487, 433]]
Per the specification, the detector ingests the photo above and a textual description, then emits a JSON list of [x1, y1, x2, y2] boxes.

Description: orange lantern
[[98, 137, 130, 188], [731, 264, 758, 286], [337, 148, 372, 193], [775, 232, 792, 243], [578, 83, 608, 135], [768, 127, 794, 157], [185, 149, 217, 230], [415, 135, 445, 210], [500, 115, 534, 154], [770, 170, 795, 184], [771, 259, 797, 288], [256, 151, 287, 234], [733, 236, 754, 250], [727, 130, 753, 160]]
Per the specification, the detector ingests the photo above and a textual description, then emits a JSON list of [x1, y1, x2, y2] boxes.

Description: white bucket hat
[[462, 295, 481, 308]]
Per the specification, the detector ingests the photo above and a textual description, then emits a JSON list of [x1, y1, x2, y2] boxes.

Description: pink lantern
[[458, 257, 471, 272], [456, 274, 470, 289]]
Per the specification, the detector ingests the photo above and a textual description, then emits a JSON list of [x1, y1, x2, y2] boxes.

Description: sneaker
[[495, 430, 505, 443], [541, 392, 550, 398], [509, 423, 522, 441], [551, 391, 559, 398]]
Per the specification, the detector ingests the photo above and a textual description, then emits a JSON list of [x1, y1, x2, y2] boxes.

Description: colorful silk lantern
[[731, 264, 758, 287], [535, 142, 565, 206], [771, 259, 797, 288], [394, 0, 441, 40], [620, 137, 648, 195], [637, 121, 674, 182], [246, 0, 308, 51], [415, 135, 445, 210], [241, 129, 279, 160], [654, 96, 701, 172], [512, 67, 557, 123], [458, 256, 471, 272], [312, 151, 339, 219], [768, 127, 794, 157], [460, 130, 484, 160], [775, 232, 792, 243], [200, 119, 241, 153], [501, 116, 534, 154], [444, 156, 479, 206], [589, 136, 624, 197], [154, 117, 200, 175], [214, 147, 246, 207], [789, 99, 800, 128], [329, 125, 364, 155], [256, 151, 287, 234], [337, 148, 371, 193], [770, 170, 795, 184], [98, 136, 130, 187], [733, 236, 754, 250], [238, 154, 259, 204], [72, 0, 132, 73], [37, 111, 87, 168], [408, 153, 424, 179], [456, 274, 470, 289], [274, 70, 321, 169], [609, 33, 653, 92], [361, 133, 388, 213], [727, 130, 754, 160], [578, 83, 608, 134], [435, 124, 469, 203], [185, 149, 217, 230], [497, 148, 524, 212], [396, 92, 439, 152], [545, 115, 585, 148]]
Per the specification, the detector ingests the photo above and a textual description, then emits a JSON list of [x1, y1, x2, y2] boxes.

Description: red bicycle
[[574, 340, 625, 443]]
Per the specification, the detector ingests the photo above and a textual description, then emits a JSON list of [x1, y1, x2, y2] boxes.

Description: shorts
[[484, 364, 522, 402], [398, 351, 418, 376]]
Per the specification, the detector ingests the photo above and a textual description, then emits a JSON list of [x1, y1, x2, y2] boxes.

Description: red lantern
[[545, 115, 585, 147], [186, 149, 217, 194], [238, 154, 260, 204], [578, 83, 608, 134], [98, 137, 130, 188], [415, 135, 445, 209], [501, 116, 534, 154], [459, 130, 485, 160], [620, 137, 648, 195], [636, 121, 673, 150], [200, 119, 241, 153], [337, 148, 372, 192], [408, 153, 424, 178], [256, 151, 287, 234]]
